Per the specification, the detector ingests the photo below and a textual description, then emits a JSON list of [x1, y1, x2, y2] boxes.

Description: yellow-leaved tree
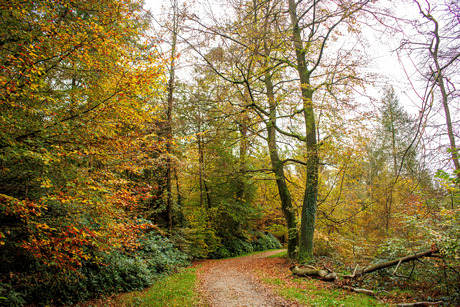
[[0, 0, 169, 303]]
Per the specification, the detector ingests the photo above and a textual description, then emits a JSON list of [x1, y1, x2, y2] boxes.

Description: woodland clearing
[[2, 1, 459, 305]]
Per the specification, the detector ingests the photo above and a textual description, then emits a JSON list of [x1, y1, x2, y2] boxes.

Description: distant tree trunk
[[388, 101, 398, 177], [387, 100, 396, 232], [236, 111, 249, 202], [204, 179, 212, 209], [196, 110, 212, 209], [198, 118, 205, 208], [174, 168, 183, 227]]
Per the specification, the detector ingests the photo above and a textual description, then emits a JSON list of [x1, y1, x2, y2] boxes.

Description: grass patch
[[309, 288, 383, 307], [262, 276, 387, 306], [261, 276, 286, 286], [225, 248, 284, 259], [267, 250, 287, 258], [115, 267, 204, 307]]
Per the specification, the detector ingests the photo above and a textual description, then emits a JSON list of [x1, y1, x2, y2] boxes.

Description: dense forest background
[[0, 0, 459, 305]]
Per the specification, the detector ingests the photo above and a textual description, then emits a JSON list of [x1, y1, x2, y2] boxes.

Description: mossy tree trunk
[[288, 0, 318, 262]]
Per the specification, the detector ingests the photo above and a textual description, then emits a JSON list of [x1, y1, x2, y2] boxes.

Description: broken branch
[[291, 266, 338, 281]]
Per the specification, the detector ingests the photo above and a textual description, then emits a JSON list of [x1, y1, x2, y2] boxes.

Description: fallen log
[[291, 265, 338, 281], [342, 247, 439, 278], [396, 301, 444, 306], [291, 247, 440, 283]]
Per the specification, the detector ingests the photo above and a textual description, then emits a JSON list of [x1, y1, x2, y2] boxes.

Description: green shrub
[[13, 251, 152, 305], [253, 232, 282, 251], [170, 227, 220, 259], [210, 232, 281, 259], [5, 230, 189, 306], [88, 252, 152, 293], [0, 283, 26, 307], [213, 246, 232, 258], [136, 232, 190, 274]]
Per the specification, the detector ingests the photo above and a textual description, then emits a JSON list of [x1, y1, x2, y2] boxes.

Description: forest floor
[[194, 249, 300, 306], [79, 249, 441, 306]]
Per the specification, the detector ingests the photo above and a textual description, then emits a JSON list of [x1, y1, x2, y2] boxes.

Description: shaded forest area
[[0, 0, 459, 305]]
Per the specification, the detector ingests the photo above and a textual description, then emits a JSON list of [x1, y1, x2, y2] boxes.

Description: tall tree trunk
[[416, 2, 460, 182], [288, 0, 319, 262], [264, 72, 299, 259], [166, 0, 178, 231], [245, 0, 299, 258], [260, 3, 298, 257], [438, 78, 459, 180], [430, 18, 460, 181]]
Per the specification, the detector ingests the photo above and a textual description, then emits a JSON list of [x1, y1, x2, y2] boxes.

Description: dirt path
[[195, 250, 299, 307]]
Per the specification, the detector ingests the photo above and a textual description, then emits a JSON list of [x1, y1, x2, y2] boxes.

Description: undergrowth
[[209, 231, 282, 259], [1, 231, 190, 306]]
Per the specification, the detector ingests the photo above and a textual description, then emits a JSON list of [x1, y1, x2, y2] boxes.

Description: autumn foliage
[[1, 0, 459, 305], [0, 0, 178, 304]]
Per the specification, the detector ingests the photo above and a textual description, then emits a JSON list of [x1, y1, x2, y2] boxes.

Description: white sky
[[144, 0, 166, 14], [143, 0, 422, 104]]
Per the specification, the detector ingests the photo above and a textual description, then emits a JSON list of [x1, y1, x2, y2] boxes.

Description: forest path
[[194, 250, 300, 307]]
